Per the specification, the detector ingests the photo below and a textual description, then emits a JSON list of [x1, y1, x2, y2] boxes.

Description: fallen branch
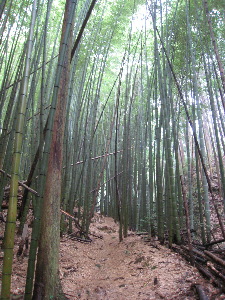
[[27, 104, 51, 121]]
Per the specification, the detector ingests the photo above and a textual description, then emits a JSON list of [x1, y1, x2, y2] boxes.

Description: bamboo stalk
[[180, 175, 194, 265], [0, 169, 38, 196], [194, 285, 209, 300], [71, 0, 97, 61], [1, 1, 37, 298], [204, 250, 225, 268], [66, 149, 124, 167], [156, 26, 225, 240]]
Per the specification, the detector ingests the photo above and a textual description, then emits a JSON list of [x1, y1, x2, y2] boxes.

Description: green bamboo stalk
[[0, 0, 6, 19], [157, 26, 225, 240], [202, 0, 225, 101], [196, 154, 206, 244], [203, 53, 225, 211], [1, 1, 37, 298]]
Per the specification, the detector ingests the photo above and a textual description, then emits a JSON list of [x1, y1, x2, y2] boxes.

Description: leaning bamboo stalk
[[114, 81, 122, 242], [90, 171, 123, 193], [86, 49, 127, 224], [212, 60, 225, 113], [71, 0, 97, 61], [25, 0, 76, 297], [0, 0, 6, 19], [67, 149, 124, 167], [0, 169, 123, 207], [88, 93, 122, 221], [3, 54, 59, 92], [0, 51, 25, 169]]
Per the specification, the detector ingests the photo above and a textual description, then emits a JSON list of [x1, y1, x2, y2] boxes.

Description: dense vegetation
[[0, 0, 225, 298]]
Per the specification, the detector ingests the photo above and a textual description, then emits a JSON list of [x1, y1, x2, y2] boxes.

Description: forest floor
[[0, 213, 224, 299]]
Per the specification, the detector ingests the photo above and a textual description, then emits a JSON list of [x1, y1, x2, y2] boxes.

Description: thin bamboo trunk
[[1, 1, 37, 298]]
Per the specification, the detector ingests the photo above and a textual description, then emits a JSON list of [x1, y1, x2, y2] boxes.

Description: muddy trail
[[0, 214, 224, 299]]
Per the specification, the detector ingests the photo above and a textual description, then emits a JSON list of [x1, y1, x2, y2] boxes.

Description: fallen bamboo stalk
[[180, 245, 208, 265], [66, 234, 92, 243], [0, 169, 39, 196], [136, 232, 149, 236], [207, 261, 225, 283], [204, 250, 225, 268], [172, 244, 225, 293], [171, 245, 192, 263], [204, 239, 225, 248], [195, 262, 225, 292], [181, 245, 207, 261], [194, 284, 209, 300]]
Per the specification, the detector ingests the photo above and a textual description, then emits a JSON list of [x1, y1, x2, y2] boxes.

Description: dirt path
[[60, 216, 221, 299], [0, 213, 222, 299]]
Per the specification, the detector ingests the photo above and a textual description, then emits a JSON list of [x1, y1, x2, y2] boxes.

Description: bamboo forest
[[0, 0, 225, 299]]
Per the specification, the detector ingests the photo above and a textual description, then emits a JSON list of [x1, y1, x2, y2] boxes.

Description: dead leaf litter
[[0, 214, 223, 299]]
